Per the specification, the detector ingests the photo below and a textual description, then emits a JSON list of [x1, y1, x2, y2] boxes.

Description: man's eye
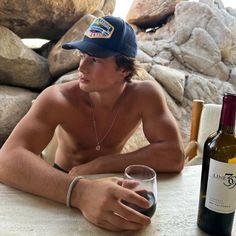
[[92, 58, 99, 63]]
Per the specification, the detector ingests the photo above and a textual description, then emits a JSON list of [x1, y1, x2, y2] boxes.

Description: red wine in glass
[[122, 190, 156, 217]]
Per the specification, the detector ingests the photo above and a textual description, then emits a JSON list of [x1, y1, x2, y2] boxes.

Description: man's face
[[77, 53, 126, 92]]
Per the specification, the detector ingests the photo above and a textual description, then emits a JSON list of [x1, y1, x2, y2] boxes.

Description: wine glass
[[122, 165, 157, 217]]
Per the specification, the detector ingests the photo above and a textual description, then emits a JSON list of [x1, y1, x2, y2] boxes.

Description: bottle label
[[205, 159, 236, 214]]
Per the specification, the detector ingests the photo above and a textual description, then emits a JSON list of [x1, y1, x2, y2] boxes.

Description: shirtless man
[[0, 16, 184, 231]]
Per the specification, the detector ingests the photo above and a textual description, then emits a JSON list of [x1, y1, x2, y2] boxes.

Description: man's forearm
[[0, 148, 74, 204], [91, 142, 184, 174]]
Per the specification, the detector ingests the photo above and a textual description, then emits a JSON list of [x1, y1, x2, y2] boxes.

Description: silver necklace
[[90, 89, 125, 151], [91, 103, 121, 151]]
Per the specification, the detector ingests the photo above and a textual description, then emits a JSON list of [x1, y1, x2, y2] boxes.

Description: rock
[[162, 87, 182, 121], [122, 123, 148, 153], [101, 0, 116, 15], [139, 63, 153, 73], [55, 70, 78, 84], [136, 49, 153, 64], [229, 67, 236, 88], [179, 97, 192, 144], [200, 0, 224, 9], [0, 86, 38, 146], [226, 7, 236, 18], [178, 27, 229, 81], [158, 51, 173, 61], [168, 58, 187, 71], [0, 0, 105, 40], [33, 41, 57, 59], [175, 2, 213, 31], [174, 1, 235, 65], [184, 74, 235, 103], [139, 14, 176, 41], [152, 56, 170, 66], [201, 0, 236, 29], [138, 40, 158, 57], [127, 0, 182, 29], [150, 64, 186, 102], [133, 69, 155, 81], [48, 14, 97, 78], [206, 16, 234, 64], [0, 26, 51, 89], [173, 26, 192, 46]]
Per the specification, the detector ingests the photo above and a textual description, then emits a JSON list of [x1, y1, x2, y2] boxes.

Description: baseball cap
[[62, 16, 137, 58]]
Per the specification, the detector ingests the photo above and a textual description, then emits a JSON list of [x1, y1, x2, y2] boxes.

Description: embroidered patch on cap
[[84, 18, 114, 39]]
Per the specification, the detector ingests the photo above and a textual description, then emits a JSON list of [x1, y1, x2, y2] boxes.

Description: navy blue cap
[[62, 16, 137, 58]]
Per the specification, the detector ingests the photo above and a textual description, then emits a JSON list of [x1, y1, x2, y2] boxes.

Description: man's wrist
[[66, 176, 84, 208], [70, 178, 88, 209]]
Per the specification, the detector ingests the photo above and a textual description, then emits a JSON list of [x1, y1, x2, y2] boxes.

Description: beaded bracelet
[[66, 176, 84, 208]]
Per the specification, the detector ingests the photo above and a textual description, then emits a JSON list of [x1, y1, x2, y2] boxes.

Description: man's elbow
[[172, 147, 185, 173], [0, 148, 10, 178], [0, 151, 7, 183], [0, 148, 18, 183]]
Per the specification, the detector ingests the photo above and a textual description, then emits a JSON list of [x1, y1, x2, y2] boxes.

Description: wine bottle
[[197, 93, 236, 236]]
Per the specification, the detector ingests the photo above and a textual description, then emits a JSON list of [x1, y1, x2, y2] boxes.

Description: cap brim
[[62, 40, 119, 58]]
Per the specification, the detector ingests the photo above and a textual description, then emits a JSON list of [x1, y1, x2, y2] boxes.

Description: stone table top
[[0, 165, 235, 236]]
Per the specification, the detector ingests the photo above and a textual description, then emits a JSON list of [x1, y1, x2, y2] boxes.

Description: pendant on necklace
[[96, 145, 101, 151]]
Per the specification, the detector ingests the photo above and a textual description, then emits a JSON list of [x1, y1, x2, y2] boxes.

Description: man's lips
[[79, 77, 90, 83]]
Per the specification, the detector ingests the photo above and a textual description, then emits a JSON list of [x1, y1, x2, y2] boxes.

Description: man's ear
[[119, 68, 130, 78]]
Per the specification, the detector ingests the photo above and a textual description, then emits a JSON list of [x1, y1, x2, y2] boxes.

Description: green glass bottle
[[197, 93, 236, 236]]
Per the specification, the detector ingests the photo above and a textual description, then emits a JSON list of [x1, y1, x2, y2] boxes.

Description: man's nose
[[78, 58, 89, 74]]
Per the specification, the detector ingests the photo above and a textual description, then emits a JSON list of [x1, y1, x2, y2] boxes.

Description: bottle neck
[[219, 94, 236, 134]]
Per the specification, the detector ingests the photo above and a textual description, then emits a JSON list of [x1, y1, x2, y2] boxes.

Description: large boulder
[[48, 13, 102, 78], [150, 64, 186, 102], [174, 1, 236, 65], [184, 74, 235, 103], [0, 86, 38, 146], [177, 27, 229, 81], [101, 0, 116, 15], [0, 0, 106, 40], [0, 26, 51, 89], [127, 0, 182, 29]]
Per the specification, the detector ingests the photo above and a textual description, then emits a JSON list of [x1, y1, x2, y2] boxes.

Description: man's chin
[[79, 83, 94, 92]]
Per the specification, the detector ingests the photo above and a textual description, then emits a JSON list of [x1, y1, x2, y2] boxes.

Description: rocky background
[[0, 0, 236, 151]]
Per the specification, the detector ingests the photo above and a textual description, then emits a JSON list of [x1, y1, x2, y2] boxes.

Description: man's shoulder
[[34, 81, 80, 110], [31, 81, 82, 122], [130, 80, 163, 96], [43, 81, 80, 101]]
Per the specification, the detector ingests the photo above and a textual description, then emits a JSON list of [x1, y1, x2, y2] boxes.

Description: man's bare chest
[[58, 108, 141, 151]]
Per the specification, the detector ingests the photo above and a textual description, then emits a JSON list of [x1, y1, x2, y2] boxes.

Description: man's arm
[[0, 85, 150, 231], [69, 81, 184, 175], [0, 86, 70, 202]]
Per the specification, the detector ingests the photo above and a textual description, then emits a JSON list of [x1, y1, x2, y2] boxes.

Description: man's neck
[[89, 83, 127, 111]]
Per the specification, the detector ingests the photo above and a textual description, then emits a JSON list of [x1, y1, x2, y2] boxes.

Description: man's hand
[[69, 162, 93, 176], [71, 177, 151, 231]]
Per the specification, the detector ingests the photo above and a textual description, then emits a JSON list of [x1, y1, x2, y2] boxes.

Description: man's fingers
[[89, 215, 122, 232], [121, 179, 140, 190], [94, 211, 148, 231], [83, 210, 145, 232], [78, 178, 151, 232], [115, 200, 151, 225], [114, 185, 150, 209], [104, 212, 149, 231]]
